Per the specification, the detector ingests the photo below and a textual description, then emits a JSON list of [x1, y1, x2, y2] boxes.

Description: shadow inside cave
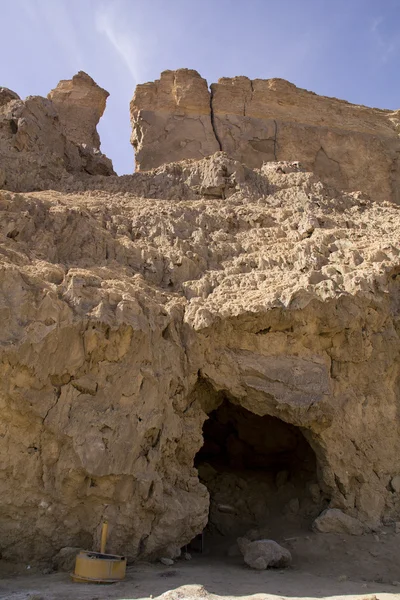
[[193, 398, 327, 555]]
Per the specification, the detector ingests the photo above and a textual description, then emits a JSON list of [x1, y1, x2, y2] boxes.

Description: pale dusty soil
[[1, 529, 399, 600]]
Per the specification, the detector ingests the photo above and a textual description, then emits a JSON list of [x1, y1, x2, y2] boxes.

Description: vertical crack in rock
[[42, 387, 62, 423], [244, 79, 254, 117], [210, 86, 222, 151], [273, 119, 278, 161], [128, 70, 400, 202]]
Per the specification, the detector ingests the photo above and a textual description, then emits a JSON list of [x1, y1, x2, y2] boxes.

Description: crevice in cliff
[[209, 86, 222, 151], [42, 387, 62, 423], [273, 119, 278, 160], [244, 80, 254, 117]]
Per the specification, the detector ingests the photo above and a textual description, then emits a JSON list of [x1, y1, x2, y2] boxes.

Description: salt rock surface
[[131, 69, 400, 203]]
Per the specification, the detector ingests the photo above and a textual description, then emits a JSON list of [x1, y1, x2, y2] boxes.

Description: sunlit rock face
[[131, 69, 400, 204], [0, 69, 399, 564], [0, 71, 114, 192]]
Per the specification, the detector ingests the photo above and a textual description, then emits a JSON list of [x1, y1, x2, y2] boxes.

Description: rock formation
[[0, 72, 114, 192], [237, 537, 292, 569], [131, 70, 400, 204], [131, 69, 220, 170], [48, 71, 109, 150], [0, 71, 399, 566]]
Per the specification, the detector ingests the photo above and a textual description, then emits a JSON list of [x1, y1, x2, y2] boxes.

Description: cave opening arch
[[192, 379, 329, 551]]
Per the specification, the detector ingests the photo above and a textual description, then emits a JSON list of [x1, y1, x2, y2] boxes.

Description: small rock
[[390, 475, 400, 492], [392, 581, 400, 586], [338, 574, 347, 582], [217, 503, 236, 514], [237, 537, 291, 570], [183, 552, 192, 561], [373, 534, 380, 542], [394, 522, 400, 534], [312, 508, 365, 535], [160, 557, 174, 566]]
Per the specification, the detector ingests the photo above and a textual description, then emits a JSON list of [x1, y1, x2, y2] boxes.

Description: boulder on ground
[[237, 537, 292, 570], [312, 508, 365, 535], [391, 475, 400, 493]]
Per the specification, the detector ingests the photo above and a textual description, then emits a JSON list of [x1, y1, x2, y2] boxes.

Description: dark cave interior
[[194, 399, 326, 547]]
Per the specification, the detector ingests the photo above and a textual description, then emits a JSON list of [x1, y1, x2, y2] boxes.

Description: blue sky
[[2, 0, 400, 174]]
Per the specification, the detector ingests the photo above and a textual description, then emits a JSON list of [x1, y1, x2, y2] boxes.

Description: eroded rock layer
[[0, 151, 399, 563], [131, 70, 400, 203], [0, 72, 114, 192]]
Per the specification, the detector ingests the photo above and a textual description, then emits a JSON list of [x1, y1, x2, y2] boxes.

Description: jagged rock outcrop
[[1, 69, 400, 567], [0, 72, 114, 192], [131, 70, 400, 204], [48, 71, 108, 150], [0, 151, 399, 564], [0, 87, 20, 108], [131, 69, 220, 170]]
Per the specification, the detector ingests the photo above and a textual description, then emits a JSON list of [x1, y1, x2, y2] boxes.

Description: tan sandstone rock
[[0, 74, 114, 191], [130, 69, 220, 170], [0, 152, 399, 563], [48, 71, 109, 150], [237, 537, 292, 569], [0, 69, 400, 567], [130, 70, 400, 204], [0, 87, 20, 108], [313, 508, 365, 535]]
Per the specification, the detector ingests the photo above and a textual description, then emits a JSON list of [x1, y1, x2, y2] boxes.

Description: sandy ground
[[1, 527, 399, 600]]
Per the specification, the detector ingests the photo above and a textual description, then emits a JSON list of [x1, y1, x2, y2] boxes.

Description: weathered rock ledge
[[0, 71, 114, 192], [131, 69, 400, 203], [0, 71, 399, 566]]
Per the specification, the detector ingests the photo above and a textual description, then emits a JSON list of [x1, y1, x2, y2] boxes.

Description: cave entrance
[[194, 399, 324, 550]]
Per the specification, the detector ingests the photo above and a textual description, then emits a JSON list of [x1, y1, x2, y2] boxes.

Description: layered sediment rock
[[0, 70, 400, 566], [130, 69, 220, 170], [0, 72, 114, 192], [0, 152, 399, 563], [131, 70, 400, 203], [48, 71, 109, 150]]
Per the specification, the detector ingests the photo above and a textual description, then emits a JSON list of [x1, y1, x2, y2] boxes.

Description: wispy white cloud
[[95, 2, 146, 83], [22, 0, 84, 68], [370, 15, 399, 63]]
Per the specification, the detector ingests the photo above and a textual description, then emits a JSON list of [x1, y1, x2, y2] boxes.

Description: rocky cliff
[[131, 70, 400, 204], [0, 72, 114, 192], [0, 72, 399, 566]]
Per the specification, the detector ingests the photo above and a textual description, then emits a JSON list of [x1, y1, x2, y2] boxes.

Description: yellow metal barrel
[[72, 521, 126, 584], [72, 550, 126, 583]]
